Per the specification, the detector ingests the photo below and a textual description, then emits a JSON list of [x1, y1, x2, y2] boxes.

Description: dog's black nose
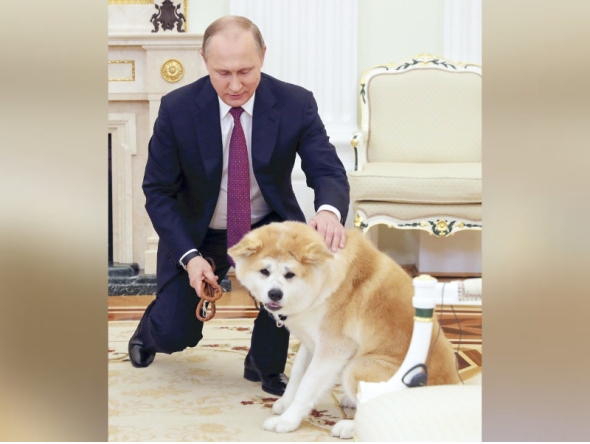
[[268, 289, 283, 302]]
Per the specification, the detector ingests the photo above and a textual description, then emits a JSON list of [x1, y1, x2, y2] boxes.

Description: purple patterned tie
[[227, 107, 251, 266]]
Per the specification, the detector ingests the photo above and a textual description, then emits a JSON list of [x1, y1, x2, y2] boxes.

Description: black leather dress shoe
[[128, 324, 155, 368], [243, 355, 287, 396]]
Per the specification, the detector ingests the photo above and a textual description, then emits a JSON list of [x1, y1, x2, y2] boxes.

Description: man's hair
[[202, 16, 265, 59]]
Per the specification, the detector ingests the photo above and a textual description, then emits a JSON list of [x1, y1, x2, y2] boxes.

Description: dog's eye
[[284, 272, 295, 280], [260, 269, 270, 276]]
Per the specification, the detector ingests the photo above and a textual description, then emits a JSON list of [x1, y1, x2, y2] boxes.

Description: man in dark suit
[[129, 16, 350, 396]]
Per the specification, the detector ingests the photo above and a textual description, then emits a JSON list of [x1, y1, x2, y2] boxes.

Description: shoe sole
[[244, 367, 284, 396], [129, 356, 154, 368], [260, 385, 284, 397]]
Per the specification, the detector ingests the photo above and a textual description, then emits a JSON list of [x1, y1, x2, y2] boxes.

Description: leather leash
[[196, 259, 224, 322]]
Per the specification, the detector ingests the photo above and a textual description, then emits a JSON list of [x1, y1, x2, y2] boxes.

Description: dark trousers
[[136, 212, 290, 374]]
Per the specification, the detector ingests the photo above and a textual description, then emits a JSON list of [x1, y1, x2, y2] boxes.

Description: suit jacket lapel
[[252, 78, 280, 171], [192, 80, 223, 182]]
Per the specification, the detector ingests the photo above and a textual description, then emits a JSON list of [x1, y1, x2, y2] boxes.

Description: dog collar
[[275, 314, 287, 328]]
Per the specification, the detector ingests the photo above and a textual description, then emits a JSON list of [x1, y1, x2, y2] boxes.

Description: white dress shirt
[[179, 93, 341, 266]]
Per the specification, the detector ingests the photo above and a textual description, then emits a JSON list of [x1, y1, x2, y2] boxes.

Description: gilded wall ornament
[[161, 59, 184, 83], [108, 60, 135, 82]]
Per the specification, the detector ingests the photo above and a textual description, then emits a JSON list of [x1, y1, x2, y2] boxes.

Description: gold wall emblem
[[161, 59, 184, 83]]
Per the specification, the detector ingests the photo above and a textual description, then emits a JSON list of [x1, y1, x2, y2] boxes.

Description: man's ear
[[228, 235, 262, 260], [260, 46, 267, 65]]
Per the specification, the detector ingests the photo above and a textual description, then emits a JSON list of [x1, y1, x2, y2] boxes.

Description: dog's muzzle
[[268, 289, 283, 302], [265, 289, 283, 312]]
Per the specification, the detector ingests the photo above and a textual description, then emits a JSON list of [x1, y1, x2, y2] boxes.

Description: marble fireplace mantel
[[108, 32, 205, 101], [108, 32, 205, 275], [109, 32, 201, 44]]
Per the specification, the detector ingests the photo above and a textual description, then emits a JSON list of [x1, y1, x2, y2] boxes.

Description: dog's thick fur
[[228, 222, 460, 438]]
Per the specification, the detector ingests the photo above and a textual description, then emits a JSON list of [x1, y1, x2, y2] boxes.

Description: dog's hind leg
[[272, 343, 312, 415], [331, 354, 402, 439], [340, 354, 402, 409]]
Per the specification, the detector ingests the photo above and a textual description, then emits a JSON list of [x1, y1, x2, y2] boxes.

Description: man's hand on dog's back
[[186, 256, 218, 297], [308, 210, 347, 253]]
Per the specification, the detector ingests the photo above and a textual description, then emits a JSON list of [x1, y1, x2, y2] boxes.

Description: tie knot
[[229, 107, 244, 121]]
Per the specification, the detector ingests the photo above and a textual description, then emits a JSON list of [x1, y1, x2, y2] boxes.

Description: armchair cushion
[[349, 162, 481, 204]]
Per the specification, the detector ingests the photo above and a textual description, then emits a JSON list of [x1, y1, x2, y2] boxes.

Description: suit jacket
[[143, 73, 350, 291]]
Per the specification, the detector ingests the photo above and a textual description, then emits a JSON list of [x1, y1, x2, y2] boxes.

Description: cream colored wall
[[357, 0, 445, 107], [187, 0, 229, 33]]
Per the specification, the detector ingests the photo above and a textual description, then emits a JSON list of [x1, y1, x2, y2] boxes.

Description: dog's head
[[228, 221, 335, 317]]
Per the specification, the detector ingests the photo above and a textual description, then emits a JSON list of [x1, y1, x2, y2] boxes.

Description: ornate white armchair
[[349, 54, 482, 237]]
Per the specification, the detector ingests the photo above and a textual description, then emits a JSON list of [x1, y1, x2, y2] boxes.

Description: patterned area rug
[[109, 310, 481, 442]]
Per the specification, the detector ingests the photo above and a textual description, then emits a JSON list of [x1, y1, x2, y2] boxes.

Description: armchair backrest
[[361, 55, 482, 163]]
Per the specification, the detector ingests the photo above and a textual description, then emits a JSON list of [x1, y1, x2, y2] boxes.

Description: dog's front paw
[[331, 419, 355, 439], [340, 394, 357, 409], [271, 396, 291, 415], [263, 415, 301, 433]]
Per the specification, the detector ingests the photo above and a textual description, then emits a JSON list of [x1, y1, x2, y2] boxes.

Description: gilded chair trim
[[350, 130, 368, 172], [353, 210, 482, 238]]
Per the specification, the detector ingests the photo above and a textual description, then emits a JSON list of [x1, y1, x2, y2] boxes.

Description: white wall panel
[[444, 0, 482, 64]]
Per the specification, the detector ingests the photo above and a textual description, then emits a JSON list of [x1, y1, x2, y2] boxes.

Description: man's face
[[203, 29, 265, 108]]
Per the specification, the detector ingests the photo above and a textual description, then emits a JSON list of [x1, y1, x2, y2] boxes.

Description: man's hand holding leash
[[186, 256, 218, 298]]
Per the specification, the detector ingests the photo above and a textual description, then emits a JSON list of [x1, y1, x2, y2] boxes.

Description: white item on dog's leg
[[333, 276, 438, 440], [357, 275, 437, 405]]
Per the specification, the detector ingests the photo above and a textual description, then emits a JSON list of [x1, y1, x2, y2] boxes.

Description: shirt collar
[[218, 93, 256, 120]]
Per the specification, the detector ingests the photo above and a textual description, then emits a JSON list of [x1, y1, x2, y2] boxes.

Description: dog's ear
[[296, 243, 333, 265], [228, 235, 262, 259]]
